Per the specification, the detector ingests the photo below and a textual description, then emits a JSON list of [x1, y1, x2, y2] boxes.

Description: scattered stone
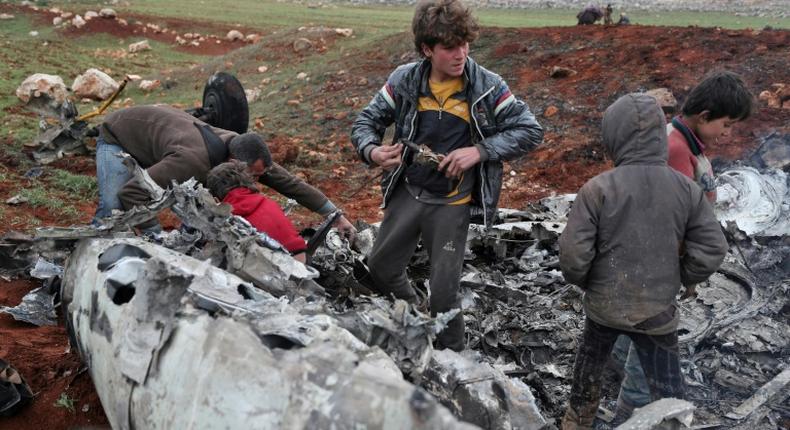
[[296, 72, 308, 80], [85, 11, 98, 20], [49, 7, 61, 14], [72, 68, 120, 101], [139, 80, 161, 92], [335, 28, 353, 37], [293, 38, 313, 53], [99, 8, 116, 18], [226, 30, 244, 41], [261, 78, 272, 85], [287, 99, 301, 106], [550, 66, 577, 78], [6, 195, 28, 205], [53, 16, 63, 26], [60, 12, 73, 19], [72, 15, 86, 29], [129, 40, 151, 53], [16, 73, 68, 104], [257, 66, 269, 73], [117, 18, 128, 26], [245, 33, 261, 43], [358, 77, 369, 86], [245, 88, 261, 103], [544, 105, 559, 117], [127, 74, 142, 81], [0, 13, 14, 20], [175, 36, 187, 46], [29, 31, 38, 37], [758, 83, 789, 109], [644, 88, 678, 113]]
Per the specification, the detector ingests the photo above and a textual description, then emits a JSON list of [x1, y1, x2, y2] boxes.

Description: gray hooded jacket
[[558, 94, 728, 335], [350, 57, 543, 226]]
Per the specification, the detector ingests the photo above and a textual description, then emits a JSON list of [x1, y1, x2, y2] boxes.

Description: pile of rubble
[[1, 141, 788, 427]]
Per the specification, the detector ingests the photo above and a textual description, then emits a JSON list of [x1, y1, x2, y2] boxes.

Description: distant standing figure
[[576, 4, 604, 25], [604, 4, 613, 25]]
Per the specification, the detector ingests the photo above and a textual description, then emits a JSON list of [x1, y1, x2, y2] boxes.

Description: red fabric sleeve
[[667, 134, 695, 180]]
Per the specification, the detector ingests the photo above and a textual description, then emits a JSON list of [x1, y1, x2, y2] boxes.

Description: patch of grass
[[18, 186, 80, 218], [105, 0, 790, 30], [53, 392, 76, 413], [50, 169, 97, 199]]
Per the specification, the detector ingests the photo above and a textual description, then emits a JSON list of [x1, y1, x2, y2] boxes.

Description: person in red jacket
[[207, 160, 307, 262]]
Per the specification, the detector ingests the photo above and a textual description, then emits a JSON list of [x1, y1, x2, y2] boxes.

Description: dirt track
[[0, 4, 789, 429]]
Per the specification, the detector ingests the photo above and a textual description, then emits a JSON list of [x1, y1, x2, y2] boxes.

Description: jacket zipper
[[469, 85, 495, 226]]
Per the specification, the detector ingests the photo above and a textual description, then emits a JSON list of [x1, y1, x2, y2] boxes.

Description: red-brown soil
[[1, 3, 789, 428]]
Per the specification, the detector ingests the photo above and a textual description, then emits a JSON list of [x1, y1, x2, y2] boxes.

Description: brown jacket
[[559, 94, 727, 335], [99, 105, 334, 214]]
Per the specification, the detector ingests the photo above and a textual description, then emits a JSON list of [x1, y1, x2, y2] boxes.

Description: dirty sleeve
[[558, 182, 600, 288], [258, 162, 335, 215], [679, 192, 728, 286], [118, 149, 210, 210], [350, 76, 399, 165]]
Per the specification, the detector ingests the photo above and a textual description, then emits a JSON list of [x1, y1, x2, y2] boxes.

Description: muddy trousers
[[367, 185, 469, 351], [561, 318, 685, 430]]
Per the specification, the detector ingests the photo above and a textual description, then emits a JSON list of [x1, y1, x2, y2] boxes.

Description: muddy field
[[0, 3, 789, 429]]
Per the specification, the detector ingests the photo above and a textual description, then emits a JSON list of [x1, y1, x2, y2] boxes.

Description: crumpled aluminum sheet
[[715, 166, 789, 237], [62, 238, 480, 430]]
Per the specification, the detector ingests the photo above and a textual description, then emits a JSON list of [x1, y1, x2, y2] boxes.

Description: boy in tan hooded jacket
[[558, 93, 728, 429]]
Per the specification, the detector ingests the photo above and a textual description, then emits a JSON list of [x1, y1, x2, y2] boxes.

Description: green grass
[[50, 169, 97, 199], [53, 392, 76, 413], [57, 0, 790, 31]]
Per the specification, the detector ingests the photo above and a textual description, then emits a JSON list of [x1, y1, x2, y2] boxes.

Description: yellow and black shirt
[[405, 77, 474, 205]]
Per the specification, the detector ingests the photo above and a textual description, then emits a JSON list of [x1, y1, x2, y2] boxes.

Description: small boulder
[[72, 15, 86, 29], [60, 12, 73, 19], [52, 16, 63, 26], [29, 31, 38, 37], [99, 8, 116, 18], [84, 11, 98, 20], [335, 28, 353, 37], [293, 38, 313, 53], [139, 80, 161, 92], [126, 74, 142, 81], [16, 73, 68, 104], [245, 33, 261, 43], [245, 88, 261, 103], [175, 36, 187, 46], [0, 13, 14, 20], [226, 30, 244, 41], [644, 88, 677, 113], [257, 65, 269, 73], [72, 68, 119, 101], [544, 105, 559, 117], [128, 40, 151, 53], [296, 72, 308, 80], [550, 66, 577, 78]]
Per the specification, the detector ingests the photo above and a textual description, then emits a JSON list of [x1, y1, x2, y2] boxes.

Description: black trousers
[[367, 185, 469, 351], [562, 317, 685, 429]]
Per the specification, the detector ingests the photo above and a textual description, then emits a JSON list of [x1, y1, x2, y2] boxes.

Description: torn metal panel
[[423, 349, 548, 430], [0, 286, 57, 326], [715, 167, 790, 237], [616, 398, 695, 430], [726, 367, 790, 421], [62, 238, 478, 429]]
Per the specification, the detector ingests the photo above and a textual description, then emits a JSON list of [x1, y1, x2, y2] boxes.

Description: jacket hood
[[602, 93, 668, 167], [222, 187, 262, 216]]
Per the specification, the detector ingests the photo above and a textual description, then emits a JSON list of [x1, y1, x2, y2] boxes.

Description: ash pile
[[1, 137, 788, 428]]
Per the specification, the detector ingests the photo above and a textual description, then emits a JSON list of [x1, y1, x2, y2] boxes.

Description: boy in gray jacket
[[558, 93, 728, 429]]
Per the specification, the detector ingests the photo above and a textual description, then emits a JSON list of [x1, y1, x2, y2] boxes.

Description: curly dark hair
[[206, 160, 257, 201], [412, 0, 479, 56]]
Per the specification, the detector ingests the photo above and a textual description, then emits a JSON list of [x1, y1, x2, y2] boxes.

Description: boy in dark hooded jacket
[[558, 93, 728, 429]]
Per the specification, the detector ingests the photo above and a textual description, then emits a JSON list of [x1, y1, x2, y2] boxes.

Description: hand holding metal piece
[[399, 139, 445, 168]]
